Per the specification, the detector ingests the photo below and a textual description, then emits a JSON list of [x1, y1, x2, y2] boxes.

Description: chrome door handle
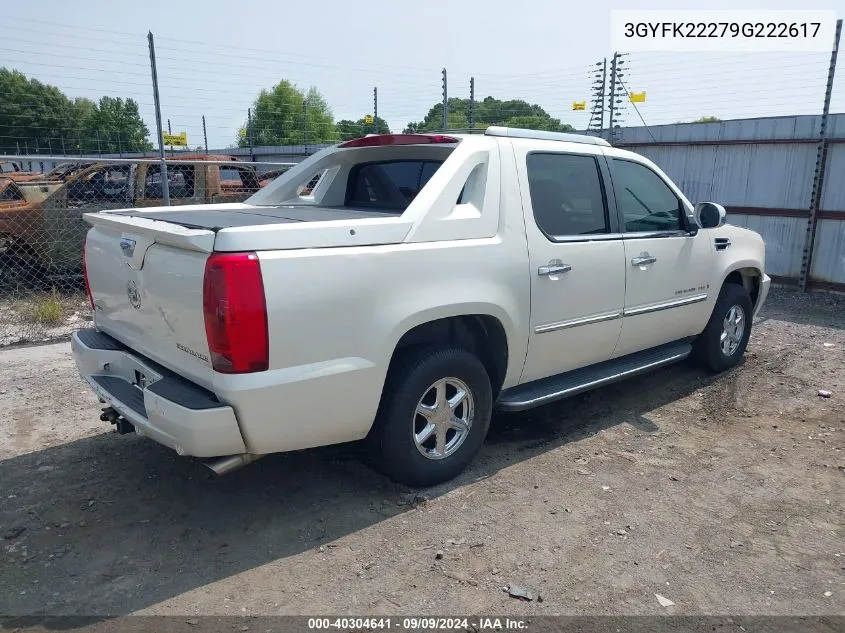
[[631, 255, 657, 266], [538, 264, 572, 276]]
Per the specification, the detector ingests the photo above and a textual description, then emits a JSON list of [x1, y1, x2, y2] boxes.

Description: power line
[[614, 73, 656, 142]]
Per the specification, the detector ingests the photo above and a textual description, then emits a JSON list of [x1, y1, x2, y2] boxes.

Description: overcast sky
[[2, 0, 843, 148]]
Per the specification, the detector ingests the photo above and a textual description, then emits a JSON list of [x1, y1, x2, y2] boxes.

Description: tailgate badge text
[[177, 343, 210, 364]]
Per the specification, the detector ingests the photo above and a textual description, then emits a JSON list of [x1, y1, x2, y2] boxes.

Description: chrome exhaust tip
[[203, 453, 264, 476]]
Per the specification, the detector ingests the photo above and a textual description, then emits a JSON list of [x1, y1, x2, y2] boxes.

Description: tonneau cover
[[110, 205, 397, 232]]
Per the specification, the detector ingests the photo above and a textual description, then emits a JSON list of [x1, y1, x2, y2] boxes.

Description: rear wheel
[[694, 283, 753, 372], [370, 346, 492, 487]]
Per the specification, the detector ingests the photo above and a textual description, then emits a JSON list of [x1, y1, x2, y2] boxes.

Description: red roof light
[[338, 134, 460, 148]]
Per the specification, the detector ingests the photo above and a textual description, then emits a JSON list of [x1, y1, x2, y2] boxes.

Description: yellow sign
[[572, 101, 586, 111], [629, 91, 646, 103], [163, 131, 188, 146], [363, 115, 374, 125]]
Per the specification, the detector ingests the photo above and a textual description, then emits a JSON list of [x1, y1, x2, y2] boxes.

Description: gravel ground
[[0, 287, 843, 618], [0, 294, 90, 348]]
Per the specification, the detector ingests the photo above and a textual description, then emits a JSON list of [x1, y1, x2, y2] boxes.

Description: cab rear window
[[345, 160, 443, 211]]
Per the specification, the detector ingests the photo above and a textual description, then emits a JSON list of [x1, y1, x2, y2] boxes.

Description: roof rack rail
[[484, 126, 610, 147]]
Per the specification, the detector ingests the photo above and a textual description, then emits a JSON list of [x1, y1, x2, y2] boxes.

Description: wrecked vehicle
[[0, 156, 280, 273]]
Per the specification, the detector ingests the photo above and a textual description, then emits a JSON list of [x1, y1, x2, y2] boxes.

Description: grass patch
[[27, 291, 66, 326]]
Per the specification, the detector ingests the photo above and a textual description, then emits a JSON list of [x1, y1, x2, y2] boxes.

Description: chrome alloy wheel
[[412, 377, 474, 460], [720, 304, 746, 356]]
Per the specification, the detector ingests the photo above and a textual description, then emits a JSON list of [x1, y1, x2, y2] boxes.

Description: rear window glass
[[346, 160, 443, 211], [0, 181, 24, 202], [145, 165, 196, 199], [219, 167, 243, 183], [219, 166, 259, 192]]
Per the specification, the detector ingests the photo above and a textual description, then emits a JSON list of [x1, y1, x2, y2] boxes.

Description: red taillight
[[338, 133, 459, 148], [82, 232, 94, 310], [202, 252, 269, 374]]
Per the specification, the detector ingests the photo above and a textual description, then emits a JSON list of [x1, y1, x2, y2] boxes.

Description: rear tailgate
[[84, 212, 216, 389]]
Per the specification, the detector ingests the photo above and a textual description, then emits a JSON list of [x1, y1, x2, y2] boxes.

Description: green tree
[[499, 115, 568, 132], [0, 68, 77, 154], [675, 116, 722, 124], [404, 96, 573, 133], [73, 97, 97, 125], [79, 96, 152, 153], [336, 116, 390, 140], [239, 80, 337, 146], [0, 68, 153, 154]]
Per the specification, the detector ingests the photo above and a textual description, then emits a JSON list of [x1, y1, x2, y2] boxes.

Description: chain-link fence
[[0, 156, 291, 345]]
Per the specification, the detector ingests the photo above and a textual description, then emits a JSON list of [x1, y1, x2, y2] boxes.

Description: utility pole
[[202, 115, 208, 154], [469, 77, 475, 131], [247, 108, 255, 162], [373, 87, 378, 134], [147, 31, 170, 205], [607, 53, 618, 142], [799, 18, 842, 292], [302, 102, 309, 153], [167, 118, 173, 154], [441, 68, 448, 131], [588, 58, 606, 136], [607, 52, 627, 143]]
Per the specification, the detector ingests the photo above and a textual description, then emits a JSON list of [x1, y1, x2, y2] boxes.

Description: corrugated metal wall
[[616, 114, 845, 287], [724, 214, 807, 278], [813, 139, 845, 284], [811, 219, 845, 283], [632, 144, 818, 209]]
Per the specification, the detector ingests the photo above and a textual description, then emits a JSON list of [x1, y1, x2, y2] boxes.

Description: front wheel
[[370, 346, 492, 487], [694, 283, 754, 372]]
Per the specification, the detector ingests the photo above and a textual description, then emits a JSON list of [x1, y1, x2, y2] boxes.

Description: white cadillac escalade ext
[[73, 127, 771, 487]]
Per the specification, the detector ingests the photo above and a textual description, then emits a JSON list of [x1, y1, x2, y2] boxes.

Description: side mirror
[[695, 202, 727, 229]]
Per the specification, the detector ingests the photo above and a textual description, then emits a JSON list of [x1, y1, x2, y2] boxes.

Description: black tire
[[694, 283, 754, 373], [370, 345, 492, 487]]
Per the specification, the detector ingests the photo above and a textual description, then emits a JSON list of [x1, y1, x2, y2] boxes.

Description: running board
[[496, 340, 693, 412]]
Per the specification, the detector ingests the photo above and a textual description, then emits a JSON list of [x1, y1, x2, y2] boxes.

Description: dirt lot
[[0, 293, 90, 348], [0, 288, 843, 618]]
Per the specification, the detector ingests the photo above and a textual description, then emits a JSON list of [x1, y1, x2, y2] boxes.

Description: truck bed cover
[[110, 205, 398, 232]]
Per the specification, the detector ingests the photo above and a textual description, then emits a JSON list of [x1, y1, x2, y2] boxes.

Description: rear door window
[[525, 152, 609, 237], [346, 160, 443, 211]]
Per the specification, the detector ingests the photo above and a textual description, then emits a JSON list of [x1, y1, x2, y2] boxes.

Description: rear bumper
[[71, 328, 247, 457], [755, 273, 772, 317]]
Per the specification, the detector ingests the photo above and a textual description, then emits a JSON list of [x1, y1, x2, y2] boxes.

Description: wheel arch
[[386, 309, 514, 398], [720, 263, 764, 312]]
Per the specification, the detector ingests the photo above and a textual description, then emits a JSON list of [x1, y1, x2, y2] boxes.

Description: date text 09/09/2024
[[307, 617, 528, 630]]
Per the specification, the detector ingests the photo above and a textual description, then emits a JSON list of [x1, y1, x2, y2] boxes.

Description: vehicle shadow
[[0, 356, 730, 625]]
